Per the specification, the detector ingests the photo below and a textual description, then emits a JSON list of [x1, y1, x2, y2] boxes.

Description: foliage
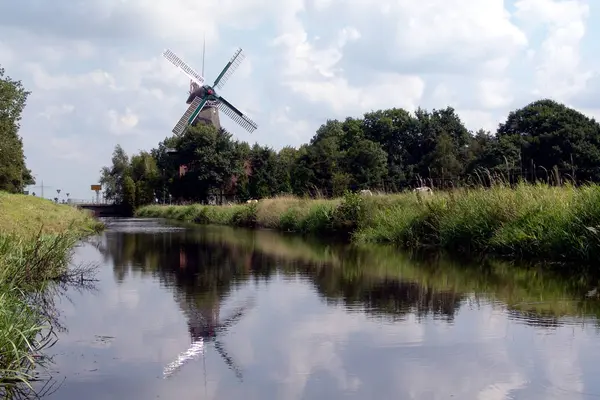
[[101, 98, 600, 207], [0, 66, 34, 194]]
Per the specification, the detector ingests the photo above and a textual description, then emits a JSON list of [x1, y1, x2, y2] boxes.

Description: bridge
[[68, 199, 127, 217]]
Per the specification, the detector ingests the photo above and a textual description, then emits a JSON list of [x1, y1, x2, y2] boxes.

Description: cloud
[[37, 104, 75, 120], [514, 0, 592, 99], [0, 0, 596, 198], [108, 108, 140, 135]]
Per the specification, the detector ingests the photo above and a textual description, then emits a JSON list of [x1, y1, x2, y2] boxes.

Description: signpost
[[91, 184, 101, 203]]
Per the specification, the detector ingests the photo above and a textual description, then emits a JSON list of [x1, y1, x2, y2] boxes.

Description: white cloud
[[459, 110, 501, 133], [38, 104, 75, 120], [0, 0, 595, 198], [24, 63, 117, 91], [478, 79, 514, 109], [287, 74, 425, 115], [0, 41, 15, 67], [48, 137, 90, 162], [514, 0, 592, 99], [108, 108, 140, 135]]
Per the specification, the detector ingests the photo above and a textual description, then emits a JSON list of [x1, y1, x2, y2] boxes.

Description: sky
[[0, 0, 599, 200]]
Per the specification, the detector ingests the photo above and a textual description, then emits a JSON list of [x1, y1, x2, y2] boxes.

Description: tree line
[[100, 98, 600, 208], [0, 66, 35, 193]]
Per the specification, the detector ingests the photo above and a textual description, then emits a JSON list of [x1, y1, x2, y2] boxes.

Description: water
[[32, 218, 600, 399]]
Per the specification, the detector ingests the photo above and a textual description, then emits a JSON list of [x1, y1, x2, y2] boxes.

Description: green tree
[[122, 175, 136, 215], [130, 151, 160, 206], [342, 139, 388, 191], [273, 146, 298, 195], [100, 97, 600, 203], [414, 107, 471, 183], [428, 132, 463, 186], [290, 144, 316, 196], [248, 143, 278, 199], [497, 99, 600, 181], [361, 108, 419, 190], [100, 144, 130, 203], [0, 66, 34, 193], [167, 125, 242, 203]]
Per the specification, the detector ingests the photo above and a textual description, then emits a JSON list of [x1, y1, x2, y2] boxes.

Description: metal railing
[[68, 199, 115, 205]]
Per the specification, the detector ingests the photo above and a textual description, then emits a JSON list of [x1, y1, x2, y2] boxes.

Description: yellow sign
[[91, 184, 101, 191]]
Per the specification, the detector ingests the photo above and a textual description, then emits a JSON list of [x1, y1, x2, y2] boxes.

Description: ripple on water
[[100, 218, 187, 233]]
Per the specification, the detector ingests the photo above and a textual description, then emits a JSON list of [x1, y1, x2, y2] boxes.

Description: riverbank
[[136, 183, 600, 263], [0, 192, 103, 391]]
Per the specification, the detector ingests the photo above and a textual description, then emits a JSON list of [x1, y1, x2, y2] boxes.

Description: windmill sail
[[163, 49, 205, 86], [216, 96, 257, 133], [172, 97, 206, 136], [213, 48, 245, 90]]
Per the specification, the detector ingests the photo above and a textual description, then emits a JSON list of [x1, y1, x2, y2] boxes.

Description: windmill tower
[[189, 36, 221, 130], [162, 43, 257, 136]]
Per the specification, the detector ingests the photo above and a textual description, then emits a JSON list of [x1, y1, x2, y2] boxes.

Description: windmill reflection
[[163, 291, 254, 381]]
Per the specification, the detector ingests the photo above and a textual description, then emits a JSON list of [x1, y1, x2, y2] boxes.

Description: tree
[[247, 143, 278, 199], [361, 108, 415, 190], [164, 125, 242, 203], [122, 175, 136, 215], [273, 146, 298, 195], [130, 151, 160, 206], [0, 66, 34, 193], [497, 99, 600, 181], [342, 139, 388, 191], [97, 98, 600, 206], [100, 144, 130, 203]]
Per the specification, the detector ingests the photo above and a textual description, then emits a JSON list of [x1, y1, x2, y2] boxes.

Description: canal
[[33, 218, 600, 399]]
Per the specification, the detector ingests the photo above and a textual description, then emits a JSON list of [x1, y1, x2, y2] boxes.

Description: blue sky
[[0, 0, 597, 200]]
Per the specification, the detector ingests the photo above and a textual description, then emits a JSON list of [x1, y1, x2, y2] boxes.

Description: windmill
[[162, 43, 258, 136]]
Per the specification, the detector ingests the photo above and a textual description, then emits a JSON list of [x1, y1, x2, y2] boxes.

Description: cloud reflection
[[34, 220, 600, 400]]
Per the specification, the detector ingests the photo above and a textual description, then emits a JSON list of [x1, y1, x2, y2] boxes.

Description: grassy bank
[[0, 192, 103, 391], [136, 183, 600, 263]]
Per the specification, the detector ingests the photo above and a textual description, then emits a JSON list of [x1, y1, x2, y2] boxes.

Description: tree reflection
[[97, 222, 600, 333]]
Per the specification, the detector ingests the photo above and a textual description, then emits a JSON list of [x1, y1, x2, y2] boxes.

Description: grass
[[355, 183, 600, 263], [0, 192, 103, 392], [136, 183, 600, 264]]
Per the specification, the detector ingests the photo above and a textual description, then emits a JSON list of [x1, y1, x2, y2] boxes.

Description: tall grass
[[136, 183, 600, 263], [0, 192, 103, 393]]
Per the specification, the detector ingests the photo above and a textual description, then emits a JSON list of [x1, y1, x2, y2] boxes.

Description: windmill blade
[[213, 340, 243, 381], [213, 48, 245, 90], [163, 49, 205, 86], [172, 96, 206, 136], [216, 96, 257, 133]]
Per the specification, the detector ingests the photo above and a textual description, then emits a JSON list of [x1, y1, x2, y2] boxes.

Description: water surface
[[34, 218, 600, 399]]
